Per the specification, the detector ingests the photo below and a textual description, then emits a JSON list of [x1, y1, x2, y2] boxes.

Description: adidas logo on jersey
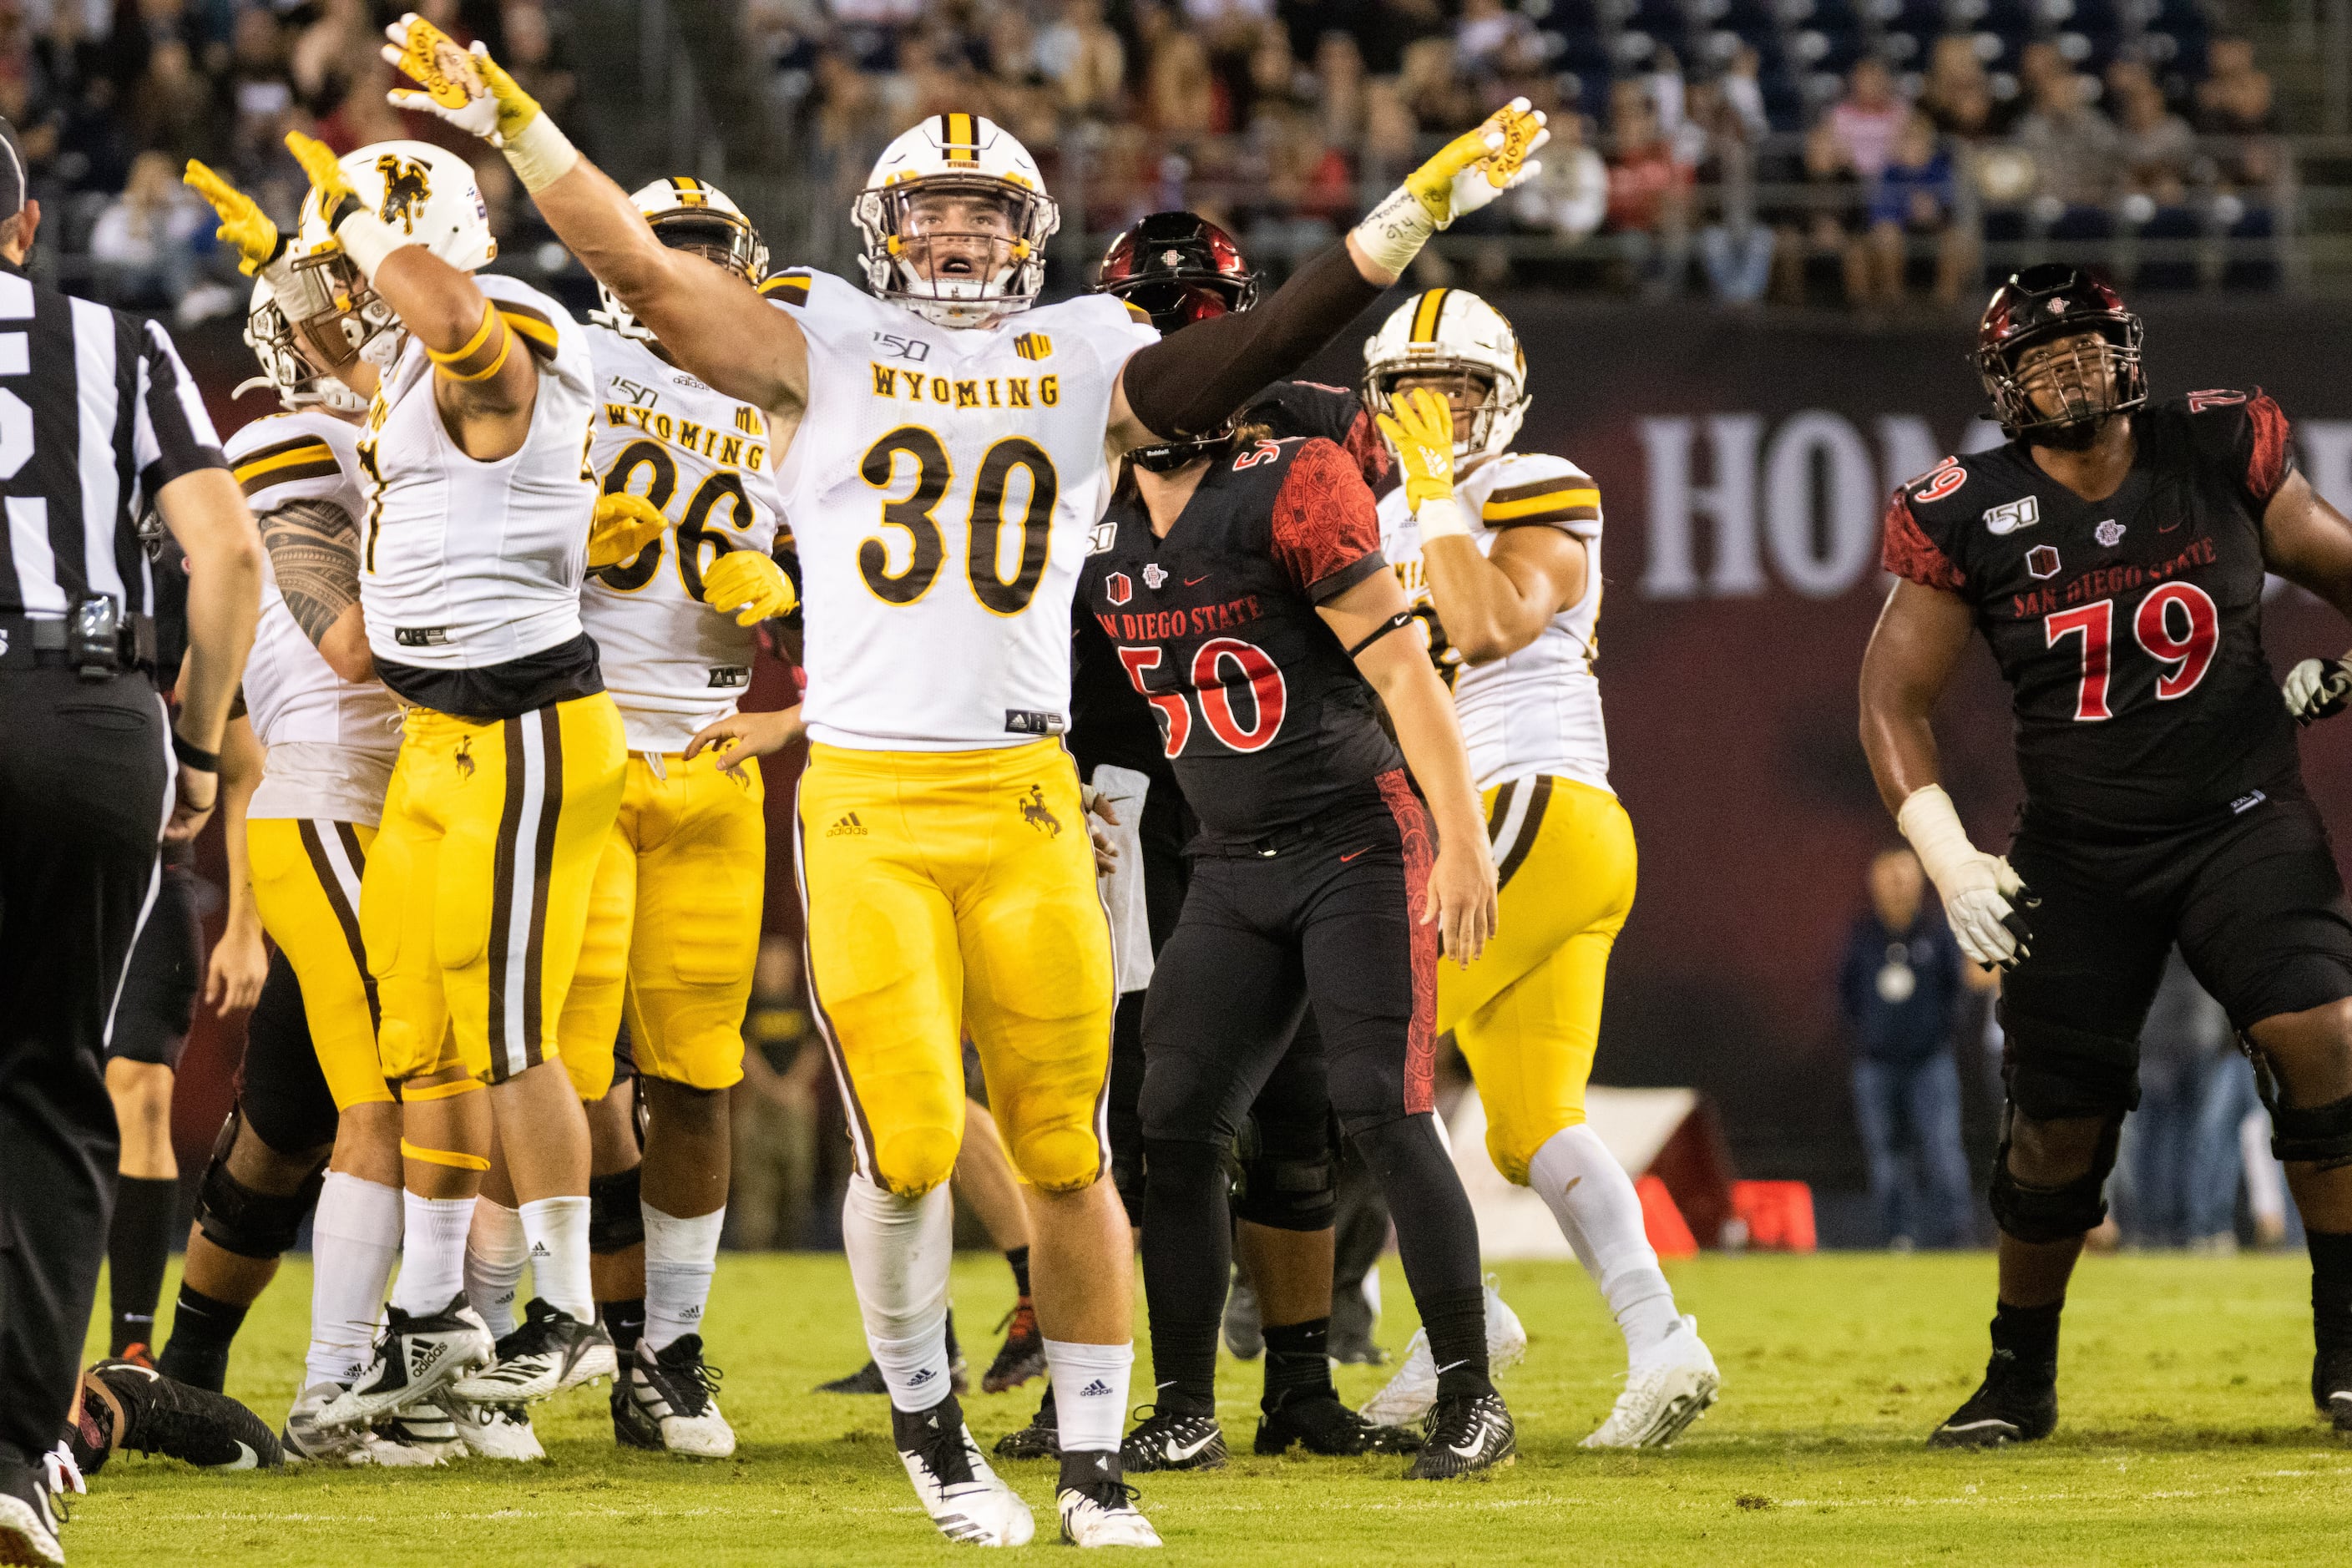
[[706, 665, 751, 689], [827, 812, 868, 837], [1076, 1380, 1115, 1399]]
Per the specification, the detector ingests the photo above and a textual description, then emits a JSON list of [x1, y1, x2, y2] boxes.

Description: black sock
[[1005, 1244, 1032, 1300], [945, 1308, 961, 1363], [1034, 1381, 1058, 1426], [891, 1390, 967, 1455], [1060, 1445, 1122, 1493], [1140, 1138, 1232, 1413], [108, 1176, 178, 1357], [2309, 1230, 2352, 1353], [154, 1284, 250, 1392], [1990, 1300, 2064, 1367], [1262, 1317, 1336, 1409], [1348, 1115, 1491, 1399], [601, 1297, 646, 1361]]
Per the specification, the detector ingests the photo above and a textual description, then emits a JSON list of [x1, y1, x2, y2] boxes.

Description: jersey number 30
[[860, 427, 1057, 615], [1116, 640, 1288, 756], [2043, 583, 2218, 721]]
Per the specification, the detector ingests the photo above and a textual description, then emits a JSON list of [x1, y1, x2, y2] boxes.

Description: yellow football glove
[[702, 549, 799, 628], [588, 491, 671, 569], [382, 14, 542, 146], [1404, 98, 1550, 226], [284, 131, 358, 223], [182, 161, 281, 276], [1376, 387, 1458, 511]]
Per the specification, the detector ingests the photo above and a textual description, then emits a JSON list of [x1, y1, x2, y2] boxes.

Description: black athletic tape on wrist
[[1346, 611, 1418, 660], [172, 731, 220, 772]]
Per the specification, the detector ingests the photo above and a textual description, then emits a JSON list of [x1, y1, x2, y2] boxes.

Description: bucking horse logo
[[377, 155, 432, 235], [1019, 784, 1060, 837]]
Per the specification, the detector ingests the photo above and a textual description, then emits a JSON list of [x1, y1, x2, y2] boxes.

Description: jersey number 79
[[2043, 583, 2219, 721]]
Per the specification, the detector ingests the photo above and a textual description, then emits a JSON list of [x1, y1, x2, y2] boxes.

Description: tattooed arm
[[259, 497, 373, 681]]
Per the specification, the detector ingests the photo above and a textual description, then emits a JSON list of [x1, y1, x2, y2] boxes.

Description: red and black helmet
[[1095, 211, 1258, 335], [1975, 263, 2147, 439]]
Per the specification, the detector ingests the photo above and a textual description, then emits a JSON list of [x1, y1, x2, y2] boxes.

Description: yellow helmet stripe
[[1410, 288, 1449, 344], [943, 113, 979, 163]]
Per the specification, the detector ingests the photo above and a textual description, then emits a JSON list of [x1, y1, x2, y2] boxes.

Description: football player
[[1358, 289, 1719, 1446], [261, 132, 670, 1436], [1861, 265, 2352, 1444], [388, 11, 1543, 1542]]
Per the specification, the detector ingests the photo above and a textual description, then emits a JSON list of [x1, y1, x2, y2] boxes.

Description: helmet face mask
[[283, 246, 406, 377], [855, 116, 1058, 329], [1361, 289, 1530, 464], [235, 281, 367, 416], [594, 178, 769, 342], [1975, 263, 2147, 444]]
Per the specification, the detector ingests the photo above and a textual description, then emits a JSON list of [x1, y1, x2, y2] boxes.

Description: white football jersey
[[224, 409, 401, 824], [1377, 448, 1611, 795], [357, 273, 597, 674], [764, 269, 1158, 750], [581, 326, 788, 752]]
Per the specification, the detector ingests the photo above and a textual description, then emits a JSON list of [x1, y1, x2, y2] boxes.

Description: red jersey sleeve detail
[[1342, 407, 1393, 488], [1271, 438, 1386, 602], [2246, 392, 2294, 506], [1882, 490, 1965, 591]]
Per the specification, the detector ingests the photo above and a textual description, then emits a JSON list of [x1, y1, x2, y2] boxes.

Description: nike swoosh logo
[[1339, 847, 1371, 862], [1166, 1431, 1218, 1460], [1184, 574, 1210, 585], [1450, 1421, 1491, 1458], [1562, 1176, 1581, 1194], [2158, 520, 2180, 531]]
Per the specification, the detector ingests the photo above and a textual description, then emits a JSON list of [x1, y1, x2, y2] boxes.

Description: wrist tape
[[1351, 185, 1439, 277], [503, 112, 579, 195], [1414, 496, 1471, 541], [1895, 783, 1981, 893]]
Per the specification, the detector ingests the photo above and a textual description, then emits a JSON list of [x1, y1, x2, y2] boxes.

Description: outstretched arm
[[1105, 101, 1548, 453], [377, 15, 808, 424]]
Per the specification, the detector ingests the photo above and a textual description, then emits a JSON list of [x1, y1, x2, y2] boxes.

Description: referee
[[0, 130, 260, 1563]]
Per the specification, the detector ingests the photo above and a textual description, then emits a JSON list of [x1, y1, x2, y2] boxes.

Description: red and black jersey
[[1079, 432, 1402, 846], [1068, 382, 1388, 790], [1884, 390, 2302, 832]]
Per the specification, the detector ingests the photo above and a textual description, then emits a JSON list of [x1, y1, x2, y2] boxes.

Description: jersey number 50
[[2043, 583, 2218, 721], [1116, 640, 1288, 756], [860, 427, 1057, 615]]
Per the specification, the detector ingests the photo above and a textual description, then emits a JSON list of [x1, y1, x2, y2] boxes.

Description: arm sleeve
[[1270, 439, 1388, 603], [131, 319, 227, 508], [1121, 240, 1387, 441], [1881, 490, 1966, 592]]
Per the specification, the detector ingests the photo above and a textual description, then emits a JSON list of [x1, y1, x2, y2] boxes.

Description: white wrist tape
[[503, 113, 579, 195], [1414, 496, 1472, 541], [1894, 783, 1981, 893], [331, 210, 407, 285], [1350, 185, 1438, 277]]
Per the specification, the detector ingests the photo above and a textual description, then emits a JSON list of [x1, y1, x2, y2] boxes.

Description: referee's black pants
[[0, 668, 168, 1469]]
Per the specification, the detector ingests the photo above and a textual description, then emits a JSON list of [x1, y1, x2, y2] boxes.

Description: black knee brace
[[1232, 1110, 1336, 1233], [1987, 1107, 2122, 1245], [2253, 1054, 2352, 1167], [589, 1165, 645, 1254], [193, 1112, 327, 1260]]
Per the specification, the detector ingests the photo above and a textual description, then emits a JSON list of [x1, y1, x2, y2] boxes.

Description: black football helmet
[[1975, 264, 2146, 444], [1096, 212, 1258, 471]]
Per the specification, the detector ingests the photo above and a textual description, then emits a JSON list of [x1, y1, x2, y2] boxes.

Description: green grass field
[[63, 1249, 2352, 1565]]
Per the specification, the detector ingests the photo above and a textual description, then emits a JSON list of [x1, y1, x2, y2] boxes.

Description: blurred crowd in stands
[[0, 0, 2298, 330]]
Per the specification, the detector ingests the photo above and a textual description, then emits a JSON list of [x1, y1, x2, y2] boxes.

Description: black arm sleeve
[[1120, 241, 1387, 441]]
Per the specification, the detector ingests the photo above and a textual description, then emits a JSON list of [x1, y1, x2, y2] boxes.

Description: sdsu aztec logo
[[1984, 496, 2039, 536], [377, 154, 432, 234]]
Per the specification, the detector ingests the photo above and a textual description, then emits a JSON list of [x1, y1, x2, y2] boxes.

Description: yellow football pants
[[796, 739, 1115, 1199], [247, 817, 392, 1111], [558, 748, 765, 1102], [360, 694, 627, 1085], [1439, 775, 1637, 1186]]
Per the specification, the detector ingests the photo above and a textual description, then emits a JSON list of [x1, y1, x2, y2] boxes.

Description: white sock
[[465, 1196, 529, 1338], [518, 1195, 594, 1323], [307, 1172, 403, 1386], [643, 1204, 725, 1353], [1527, 1125, 1681, 1357], [1043, 1338, 1132, 1459], [841, 1173, 955, 1412], [389, 1191, 476, 1317]]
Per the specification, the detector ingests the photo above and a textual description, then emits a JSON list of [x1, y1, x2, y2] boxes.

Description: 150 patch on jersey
[[1985, 495, 2040, 536]]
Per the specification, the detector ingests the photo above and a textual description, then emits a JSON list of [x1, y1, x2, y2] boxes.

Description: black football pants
[[0, 669, 168, 1469]]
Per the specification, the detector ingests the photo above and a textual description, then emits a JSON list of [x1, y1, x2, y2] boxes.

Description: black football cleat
[[982, 1300, 1047, 1394], [71, 1359, 283, 1473], [1120, 1404, 1227, 1472], [817, 1358, 888, 1395], [1928, 1348, 2059, 1448], [1255, 1390, 1421, 1457], [1404, 1391, 1515, 1479], [994, 1388, 1059, 1460], [2312, 1343, 2352, 1432]]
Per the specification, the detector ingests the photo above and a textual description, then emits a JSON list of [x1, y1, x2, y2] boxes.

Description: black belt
[[0, 609, 157, 677]]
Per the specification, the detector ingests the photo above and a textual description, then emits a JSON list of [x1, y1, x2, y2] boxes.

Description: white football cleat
[[896, 1402, 1034, 1546], [623, 1336, 736, 1459], [1057, 1478, 1161, 1548], [1359, 1277, 1525, 1428], [448, 1298, 616, 1406], [1581, 1315, 1720, 1449], [282, 1382, 365, 1463], [448, 1400, 545, 1462], [314, 1298, 493, 1430]]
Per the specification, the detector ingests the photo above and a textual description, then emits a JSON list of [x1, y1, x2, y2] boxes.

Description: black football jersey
[[1068, 382, 1389, 790], [1884, 390, 2302, 831], [1078, 432, 1401, 845]]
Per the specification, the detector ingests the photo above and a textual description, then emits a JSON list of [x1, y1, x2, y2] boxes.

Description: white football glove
[[2284, 655, 2352, 726], [1897, 784, 2035, 970]]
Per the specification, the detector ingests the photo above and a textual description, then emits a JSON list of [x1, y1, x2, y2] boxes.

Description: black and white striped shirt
[[0, 259, 226, 617]]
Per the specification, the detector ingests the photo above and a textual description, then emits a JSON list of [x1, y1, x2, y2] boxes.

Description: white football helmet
[[235, 279, 367, 416], [1361, 287, 1531, 463], [852, 113, 1057, 329], [591, 177, 769, 342], [284, 139, 495, 375]]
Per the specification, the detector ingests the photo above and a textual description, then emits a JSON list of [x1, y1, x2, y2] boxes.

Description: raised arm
[[1105, 102, 1550, 454], [1320, 569, 1498, 965], [376, 15, 807, 423]]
